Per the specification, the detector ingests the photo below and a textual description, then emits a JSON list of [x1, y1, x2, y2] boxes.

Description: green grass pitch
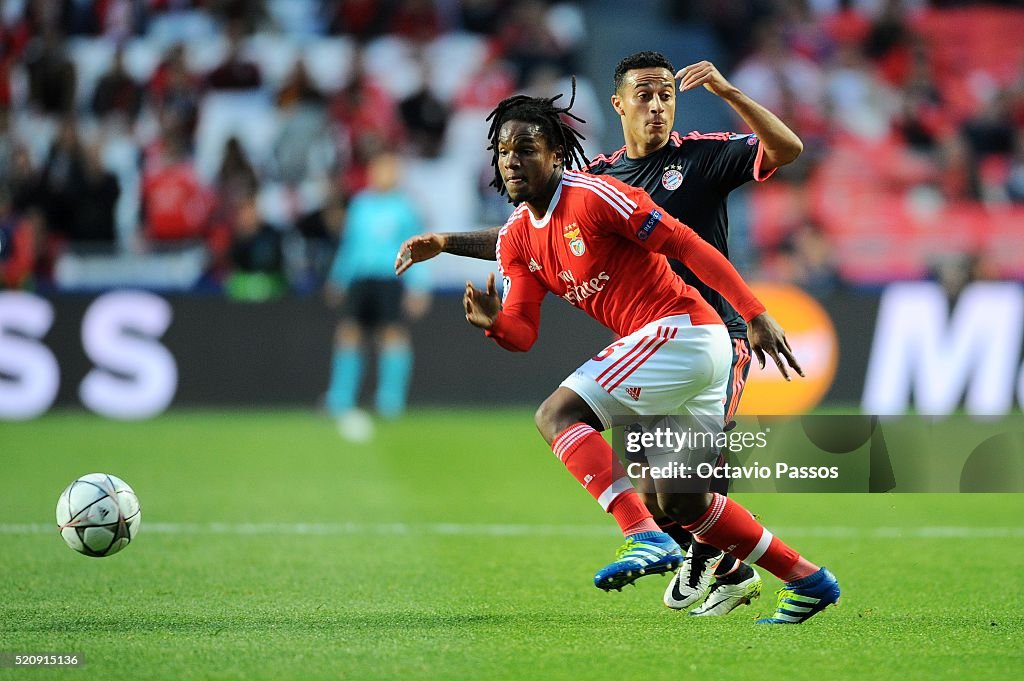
[[2, 410, 1023, 680]]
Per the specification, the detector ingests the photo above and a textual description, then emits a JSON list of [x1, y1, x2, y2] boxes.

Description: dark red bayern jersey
[[486, 170, 764, 352]]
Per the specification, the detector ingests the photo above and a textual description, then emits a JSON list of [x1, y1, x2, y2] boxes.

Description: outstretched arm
[[465, 271, 544, 353], [659, 224, 803, 380], [395, 226, 502, 275], [676, 60, 803, 172]]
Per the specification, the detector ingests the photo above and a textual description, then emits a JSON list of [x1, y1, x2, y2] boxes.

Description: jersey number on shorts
[[592, 341, 626, 362]]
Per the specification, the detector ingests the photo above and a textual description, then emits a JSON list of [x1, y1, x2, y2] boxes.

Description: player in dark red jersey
[[451, 87, 839, 624], [397, 52, 803, 616]]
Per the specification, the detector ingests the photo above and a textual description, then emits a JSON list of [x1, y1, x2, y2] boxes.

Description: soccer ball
[[55, 473, 142, 557]]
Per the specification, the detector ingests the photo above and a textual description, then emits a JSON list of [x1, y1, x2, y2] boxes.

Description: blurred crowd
[[0, 0, 588, 295], [0, 0, 1021, 296], [674, 0, 1024, 292]]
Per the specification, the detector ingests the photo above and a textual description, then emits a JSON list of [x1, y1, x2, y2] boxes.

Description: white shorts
[[560, 315, 732, 431]]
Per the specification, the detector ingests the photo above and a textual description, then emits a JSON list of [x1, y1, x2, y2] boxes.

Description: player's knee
[[657, 492, 713, 525], [534, 394, 576, 444], [378, 324, 408, 347], [336, 322, 361, 347], [533, 398, 562, 445], [535, 389, 601, 446]]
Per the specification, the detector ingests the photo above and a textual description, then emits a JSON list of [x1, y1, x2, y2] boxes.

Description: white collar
[[528, 179, 563, 229]]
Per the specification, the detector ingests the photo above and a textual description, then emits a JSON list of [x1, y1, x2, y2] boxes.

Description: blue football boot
[[756, 567, 841, 624], [594, 531, 683, 591]]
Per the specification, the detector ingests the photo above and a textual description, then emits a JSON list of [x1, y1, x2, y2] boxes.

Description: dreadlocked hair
[[485, 76, 589, 199]]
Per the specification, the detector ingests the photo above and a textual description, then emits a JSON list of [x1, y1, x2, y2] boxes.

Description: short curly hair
[[613, 51, 676, 92]]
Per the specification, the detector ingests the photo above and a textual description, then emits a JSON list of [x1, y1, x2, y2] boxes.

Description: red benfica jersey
[[487, 170, 764, 352]]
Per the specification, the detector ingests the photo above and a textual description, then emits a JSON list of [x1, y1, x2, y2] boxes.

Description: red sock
[[552, 424, 659, 536], [682, 493, 819, 582]]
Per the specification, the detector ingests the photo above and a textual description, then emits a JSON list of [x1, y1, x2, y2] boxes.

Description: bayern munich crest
[[661, 168, 683, 191]]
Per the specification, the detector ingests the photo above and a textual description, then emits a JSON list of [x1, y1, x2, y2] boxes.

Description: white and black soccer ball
[[55, 473, 142, 557]]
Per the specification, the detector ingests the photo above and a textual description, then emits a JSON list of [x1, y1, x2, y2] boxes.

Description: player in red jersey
[[400, 52, 805, 616], [458, 86, 839, 624]]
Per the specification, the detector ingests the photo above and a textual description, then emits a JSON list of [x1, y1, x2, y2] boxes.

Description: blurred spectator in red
[[390, 0, 443, 44], [452, 44, 516, 110], [0, 202, 46, 289], [0, 144, 46, 288], [0, 15, 31, 108], [142, 135, 216, 243], [24, 28, 77, 115], [864, 0, 914, 87], [398, 58, 449, 158], [328, 47, 403, 189], [324, 0, 387, 40], [149, 43, 202, 139], [92, 46, 144, 124], [0, 62, 9, 112], [0, 6, 32, 56], [207, 25, 261, 91], [822, 0, 872, 48]]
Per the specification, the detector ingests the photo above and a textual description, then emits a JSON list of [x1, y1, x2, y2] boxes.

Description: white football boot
[[663, 542, 721, 609]]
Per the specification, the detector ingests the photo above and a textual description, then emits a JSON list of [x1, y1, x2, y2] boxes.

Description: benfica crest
[[563, 223, 586, 256]]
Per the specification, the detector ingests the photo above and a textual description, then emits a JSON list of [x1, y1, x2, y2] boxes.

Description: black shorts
[[723, 336, 752, 427], [341, 278, 403, 328]]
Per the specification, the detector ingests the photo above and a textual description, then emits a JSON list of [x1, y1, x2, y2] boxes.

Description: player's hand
[[746, 312, 804, 381], [675, 60, 736, 97], [396, 233, 446, 276], [464, 272, 500, 329]]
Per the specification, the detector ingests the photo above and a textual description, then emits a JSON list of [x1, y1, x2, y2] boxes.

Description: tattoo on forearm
[[442, 227, 501, 261]]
